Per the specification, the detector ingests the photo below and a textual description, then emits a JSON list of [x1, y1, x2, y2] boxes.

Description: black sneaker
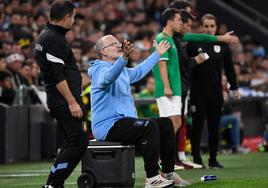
[[193, 161, 206, 169], [193, 157, 206, 169], [208, 159, 224, 169]]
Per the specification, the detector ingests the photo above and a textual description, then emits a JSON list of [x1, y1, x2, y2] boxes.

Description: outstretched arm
[[182, 31, 239, 44], [97, 40, 134, 87], [127, 41, 170, 83], [97, 56, 127, 87]]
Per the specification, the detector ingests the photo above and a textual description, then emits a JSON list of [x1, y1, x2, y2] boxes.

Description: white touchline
[[0, 171, 80, 178], [0, 173, 44, 177], [9, 182, 77, 186]]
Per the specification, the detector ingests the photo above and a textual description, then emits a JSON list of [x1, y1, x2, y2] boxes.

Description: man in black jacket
[[187, 14, 240, 168], [172, 10, 206, 169], [35, 1, 88, 187]]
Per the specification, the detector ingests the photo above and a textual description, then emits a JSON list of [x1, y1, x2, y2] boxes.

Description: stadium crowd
[[0, 0, 268, 105], [1, 0, 268, 187]]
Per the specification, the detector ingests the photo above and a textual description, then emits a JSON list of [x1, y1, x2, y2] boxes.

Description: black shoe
[[208, 159, 224, 169], [194, 161, 206, 169], [193, 156, 207, 169]]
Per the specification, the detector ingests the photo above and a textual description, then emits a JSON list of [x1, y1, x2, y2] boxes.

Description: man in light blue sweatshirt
[[88, 35, 190, 187]]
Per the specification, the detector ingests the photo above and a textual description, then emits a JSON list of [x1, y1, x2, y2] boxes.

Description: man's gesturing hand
[[122, 40, 133, 60], [218, 31, 239, 44], [155, 40, 171, 56]]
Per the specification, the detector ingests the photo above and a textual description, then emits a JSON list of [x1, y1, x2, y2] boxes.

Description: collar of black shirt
[[47, 22, 70, 35]]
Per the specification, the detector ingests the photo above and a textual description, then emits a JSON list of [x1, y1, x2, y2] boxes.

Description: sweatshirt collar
[[47, 22, 70, 35]]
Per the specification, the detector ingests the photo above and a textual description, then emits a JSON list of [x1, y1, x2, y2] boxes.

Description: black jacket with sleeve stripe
[[34, 22, 82, 108]]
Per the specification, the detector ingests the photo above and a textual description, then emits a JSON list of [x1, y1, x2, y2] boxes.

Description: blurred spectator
[[170, 0, 193, 13], [138, 76, 159, 118], [71, 42, 82, 65], [0, 70, 15, 105], [146, 0, 168, 23], [253, 45, 266, 59], [32, 13, 48, 33], [261, 57, 268, 73], [0, 55, 7, 71], [234, 62, 251, 87], [19, 38, 33, 59], [82, 41, 97, 62], [220, 75, 250, 154], [218, 24, 228, 35], [30, 62, 41, 86], [18, 62, 40, 104], [190, 19, 201, 33], [20, 63, 31, 85], [81, 71, 93, 139], [1, 41, 13, 56], [6, 53, 25, 89]]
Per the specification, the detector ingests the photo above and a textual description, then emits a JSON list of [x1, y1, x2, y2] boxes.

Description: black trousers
[[47, 104, 88, 186], [105, 117, 175, 178], [190, 97, 222, 163], [175, 91, 188, 161]]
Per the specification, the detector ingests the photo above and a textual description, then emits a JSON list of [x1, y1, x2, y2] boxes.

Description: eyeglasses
[[102, 41, 122, 50]]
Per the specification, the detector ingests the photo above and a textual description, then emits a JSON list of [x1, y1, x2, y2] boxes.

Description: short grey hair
[[95, 35, 115, 58]]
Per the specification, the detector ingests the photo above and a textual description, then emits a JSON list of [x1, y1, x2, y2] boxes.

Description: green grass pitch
[[0, 153, 268, 188]]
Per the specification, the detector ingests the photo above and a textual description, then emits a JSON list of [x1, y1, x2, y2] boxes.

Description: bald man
[[88, 35, 190, 187]]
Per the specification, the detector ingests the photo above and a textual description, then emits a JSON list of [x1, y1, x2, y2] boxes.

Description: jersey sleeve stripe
[[46, 53, 65, 65], [159, 58, 169, 61]]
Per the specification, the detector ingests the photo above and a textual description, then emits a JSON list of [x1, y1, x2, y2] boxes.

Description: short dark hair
[[201, 13, 216, 25], [50, 0, 75, 21], [22, 63, 31, 68], [0, 71, 11, 82], [161, 8, 181, 27], [170, 0, 192, 10], [180, 9, 195, 23]]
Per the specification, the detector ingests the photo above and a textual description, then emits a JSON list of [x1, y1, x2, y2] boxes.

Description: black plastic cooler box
[[77, 141, 135, 188]]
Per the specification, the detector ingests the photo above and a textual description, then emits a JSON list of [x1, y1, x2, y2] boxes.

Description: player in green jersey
[[152, 8, 183, 135]]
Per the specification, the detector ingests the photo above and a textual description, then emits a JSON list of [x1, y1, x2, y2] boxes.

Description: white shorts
[[156, 96, 182, 117]]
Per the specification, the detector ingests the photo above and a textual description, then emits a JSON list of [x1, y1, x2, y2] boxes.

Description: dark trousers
[[175, 91, 188, 161], [105, 117, 175, 178], [47, 105, 88, 186], [190, 98, 222, 163]]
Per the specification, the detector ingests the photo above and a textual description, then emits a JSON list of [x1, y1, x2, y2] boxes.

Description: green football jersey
[[152, 32, 181, 97]]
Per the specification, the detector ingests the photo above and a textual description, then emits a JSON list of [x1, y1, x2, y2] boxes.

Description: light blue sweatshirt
[[88, 52, 160, 140]]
